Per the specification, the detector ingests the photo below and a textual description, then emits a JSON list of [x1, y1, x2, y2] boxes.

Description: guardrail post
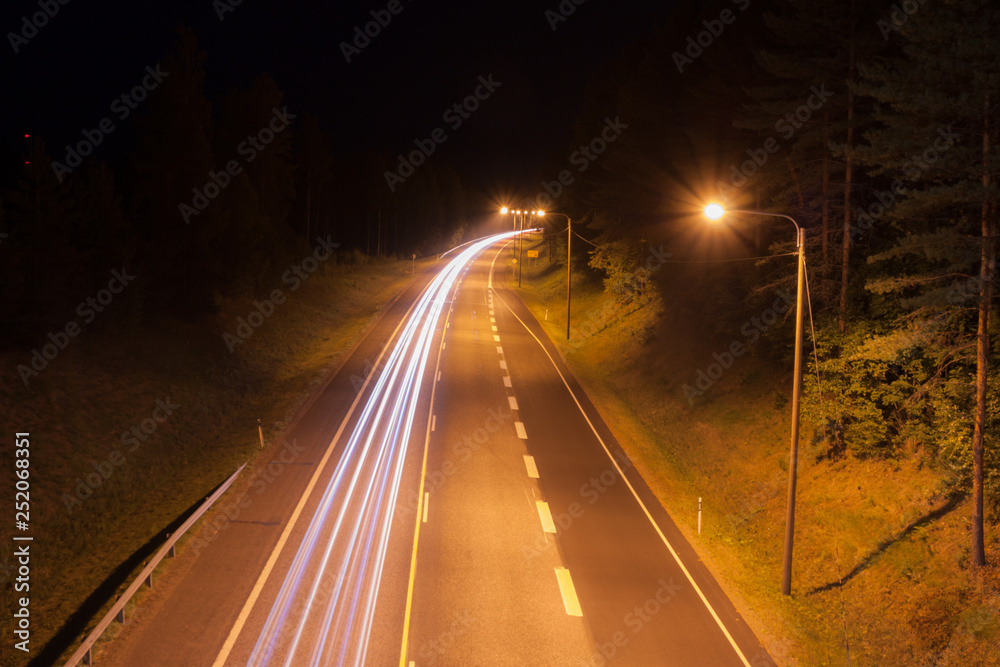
[[144, 573, 152, 588], [83, 649, 91, 665]]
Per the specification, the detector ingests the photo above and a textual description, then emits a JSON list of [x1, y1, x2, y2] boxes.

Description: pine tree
[[128, 24, 219, 317], [213, 74, 297, 288], [1, 137, 77, 341], [858, 0, 1000, 568], [294, 113, 336, 244], [742, 0, 888, 321]]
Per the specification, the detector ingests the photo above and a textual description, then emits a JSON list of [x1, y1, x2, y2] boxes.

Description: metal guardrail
[[64, 463, 247, 666]]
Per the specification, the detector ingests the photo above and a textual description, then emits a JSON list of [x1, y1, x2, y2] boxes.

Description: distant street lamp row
[[500, 207, 572, 339], [499, 207, 538, 288]]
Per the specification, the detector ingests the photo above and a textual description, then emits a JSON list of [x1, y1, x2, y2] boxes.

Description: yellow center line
[[398, 263, 465, 666]]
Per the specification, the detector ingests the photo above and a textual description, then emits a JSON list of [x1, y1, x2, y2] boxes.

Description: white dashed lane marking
[[536, 501, 557, 534], [523, 455, 539, 478], [555, 568, 584, 617]]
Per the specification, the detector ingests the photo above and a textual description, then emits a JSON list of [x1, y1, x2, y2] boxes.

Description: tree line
[[0, 25, 472, 348], [545, 0, 997, 568]]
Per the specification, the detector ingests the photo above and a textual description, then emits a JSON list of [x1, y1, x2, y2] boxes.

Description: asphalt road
[[403, 243, 772, 666], [96, 236, 773, 667], [98, 249, 448, 667]]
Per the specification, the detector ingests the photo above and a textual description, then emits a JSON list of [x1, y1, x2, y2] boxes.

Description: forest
[[1, 0, 996, 590], [537, 0, 999, 574]]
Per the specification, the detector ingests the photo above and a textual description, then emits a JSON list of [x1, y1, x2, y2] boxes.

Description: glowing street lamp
[[703, 203, 805, 597], [704, 203, 725, 220]]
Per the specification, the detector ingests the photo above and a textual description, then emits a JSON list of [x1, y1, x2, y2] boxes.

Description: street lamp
[[536, 210, 572, 340], [501, 208, 520, 282], [517, 211, 525, 287], [703, 203, 805, 597]]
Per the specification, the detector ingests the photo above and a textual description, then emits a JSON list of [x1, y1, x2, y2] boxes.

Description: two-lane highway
[[401, 240, 772, 666], [97, 233, 772, 666], [403, 243, 594, 665]]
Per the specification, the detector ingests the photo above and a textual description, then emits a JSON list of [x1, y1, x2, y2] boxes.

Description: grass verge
[[0, 255, 421, 666], [513, 250, 1000, 666]]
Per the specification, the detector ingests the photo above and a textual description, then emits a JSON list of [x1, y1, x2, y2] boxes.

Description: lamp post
[[517, 211, 540, 288], [537, 211, 572, 339], [704, 203, 805, 596], [501, 207, 521, 283], [517, 210, 525, 287]]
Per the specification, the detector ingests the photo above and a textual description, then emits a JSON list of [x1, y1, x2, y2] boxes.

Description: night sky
[[2, 0, 681, 198]]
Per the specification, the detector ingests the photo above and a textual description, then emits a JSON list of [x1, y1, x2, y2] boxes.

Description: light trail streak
[[245, 231, 520, 666]]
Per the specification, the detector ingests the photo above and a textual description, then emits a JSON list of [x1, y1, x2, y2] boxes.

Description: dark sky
[[2, 0, 680, 194]]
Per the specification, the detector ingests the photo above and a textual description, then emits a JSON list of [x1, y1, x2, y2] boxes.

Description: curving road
[[95, 234, 773, 667]]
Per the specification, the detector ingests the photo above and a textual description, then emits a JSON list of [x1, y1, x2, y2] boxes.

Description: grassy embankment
[[513, 242, 1000, 666], [0, 254, 427, 666]]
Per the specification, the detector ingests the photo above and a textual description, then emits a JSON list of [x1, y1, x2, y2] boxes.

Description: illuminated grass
[[515, 257, 999, 666]]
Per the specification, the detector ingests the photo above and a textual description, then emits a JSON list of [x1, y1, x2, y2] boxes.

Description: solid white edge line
[[488, 247, 753, 667]]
